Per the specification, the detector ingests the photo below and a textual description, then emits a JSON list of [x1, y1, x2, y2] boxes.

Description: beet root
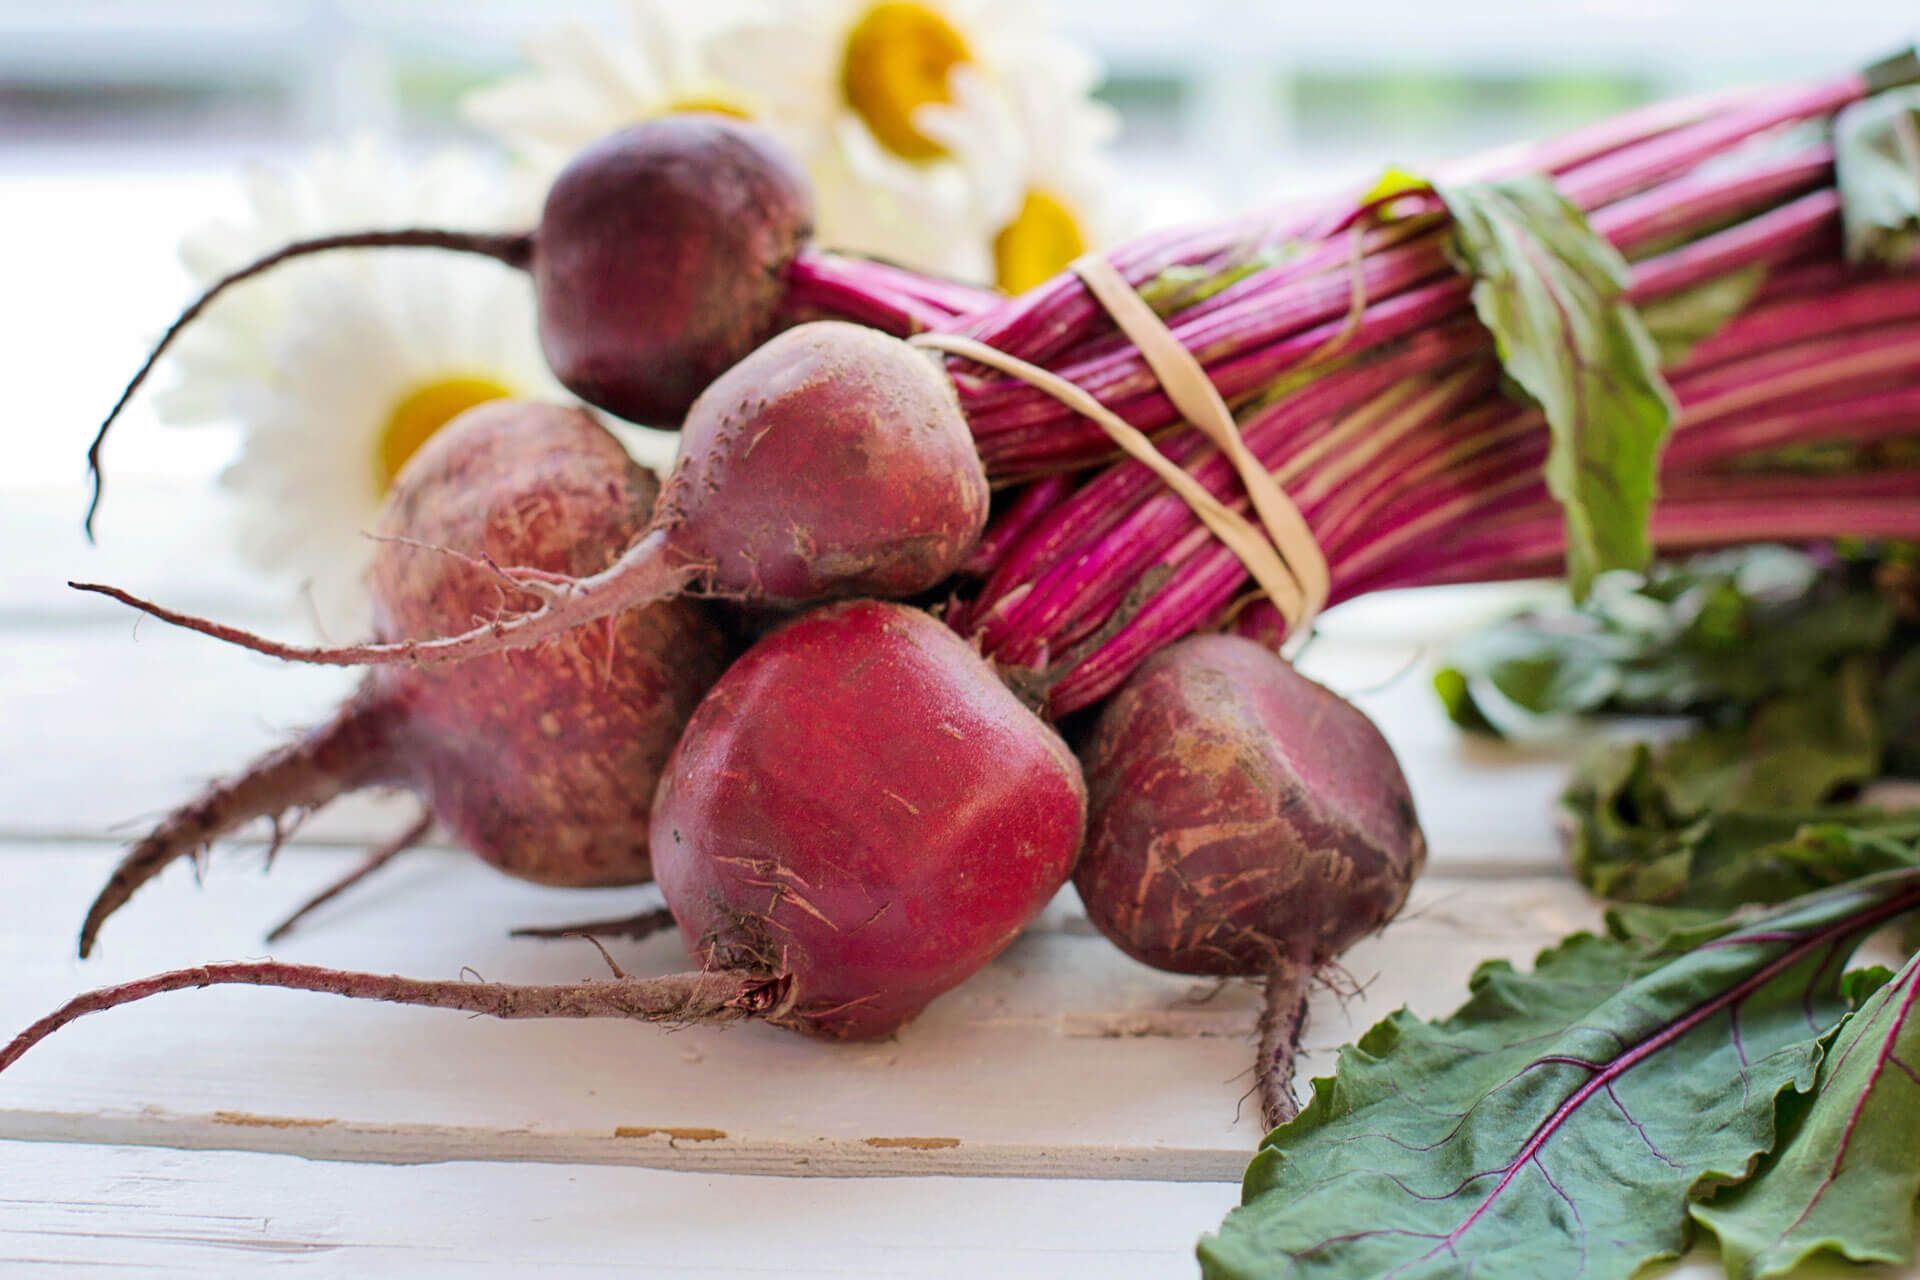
[[654, 599, 1088, 1039], [5, 600, 1085, 1074], [84, 115, 813, 532], [0, 963, 790, 1078], [78, 401, 730, 957], [264, 809, 434, 944], [509, 906, 677, 943], [78, 322, 989, 670], [1071, 634, 1425, 1129]]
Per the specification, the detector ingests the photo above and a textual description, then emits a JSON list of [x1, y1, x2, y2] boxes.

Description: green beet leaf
[[1437, 175, 1676, 598], [1646, 661, 1883, 813], [1560, 659, 1913, 911], [1436, 546, 1896, 738], [1564, 736, 1916, 909], [1198, 872, 1920, 1280], [1693, 949, 1920, 1277], [1835, 84, 1920, 268]]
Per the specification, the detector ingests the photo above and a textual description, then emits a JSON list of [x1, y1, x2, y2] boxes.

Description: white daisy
[[221, 265, 563, 639], [716, 0, 1095, 165], [461, 1, 756, 178], [155, 136, 538, 427], [153, 138, 563, 636], [919, 63, 1122, 292], [711, 0, 1099, 277], [463, 0, 1110, 281]]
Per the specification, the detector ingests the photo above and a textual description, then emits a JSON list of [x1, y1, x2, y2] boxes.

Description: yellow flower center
[[664, 95, 753, 121], [840, 2, 970, 161], [993, 189, 1087, 294], [377, 376, 514, 491]]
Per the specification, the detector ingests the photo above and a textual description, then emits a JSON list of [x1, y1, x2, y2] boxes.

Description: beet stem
[[263, 808, 435, 945], [0, 962, 786, 1076], [1257, 957, 1313, 1132], [84, 227, 533, 540], [510, 906, 677, 943], [79, 688, 399, 959], [68, 527, 701, 669]]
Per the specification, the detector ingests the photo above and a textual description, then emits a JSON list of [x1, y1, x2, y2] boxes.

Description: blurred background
[[4, 0, 1915, 492]]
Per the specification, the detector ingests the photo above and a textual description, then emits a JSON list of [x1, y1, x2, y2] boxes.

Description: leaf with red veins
[[1437, 175, 1675, 599], [1693, 947, 1920, 1278], [1198, 870, 1920, 1280]]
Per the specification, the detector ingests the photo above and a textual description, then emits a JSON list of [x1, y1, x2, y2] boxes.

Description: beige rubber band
[[911, 330, 1309, 627], [1067, 255, 1331, 627], [912, 253, 1334, 635]]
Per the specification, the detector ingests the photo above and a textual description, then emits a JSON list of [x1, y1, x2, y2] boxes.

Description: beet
[[78, 322, 990, 668], [530, 119, 812, 423], [1072, 634, 1425, 1128], [5, 601, 1086, 1072], [77, 401, 730, 957], [652, 599, 1088, 1039], [84, 115, 813, 532]]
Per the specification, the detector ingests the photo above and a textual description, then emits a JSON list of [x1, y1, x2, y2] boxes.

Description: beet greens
[[1199, 869, 1920, 1280]]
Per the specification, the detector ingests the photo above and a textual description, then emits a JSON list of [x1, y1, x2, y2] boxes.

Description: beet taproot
[[84, 115, 813, 532], [1072, 634, 1425, 1128], [78, 400, 730, 957], [5, 601, 1086, 1071], [78, 322, 990, 667]]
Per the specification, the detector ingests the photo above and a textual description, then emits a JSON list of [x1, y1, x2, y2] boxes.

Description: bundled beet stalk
[[934, 58, 1920, 715], [915, 62, 1908, 474]]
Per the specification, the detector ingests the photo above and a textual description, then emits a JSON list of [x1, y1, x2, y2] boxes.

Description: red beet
[[4, 601, 1086, 1073], [531, 119, 812, 423], [1072, 635, 1425, 1128], [84, 115, 813, 532], [652, 599, 1089, 1038], [78, 401, 730, 957], [78, 322, 990, 668]]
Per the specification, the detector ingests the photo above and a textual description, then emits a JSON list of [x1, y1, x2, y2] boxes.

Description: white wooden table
[[5, 170, 1912, 1279]]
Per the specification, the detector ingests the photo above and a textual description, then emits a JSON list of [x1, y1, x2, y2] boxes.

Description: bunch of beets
[[10, 55, 1919, 1132]]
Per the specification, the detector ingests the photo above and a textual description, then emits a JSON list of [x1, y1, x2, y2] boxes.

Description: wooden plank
[[0, 843, 1600, 1180], [0, 1137, 1235, 1278], [0, 615, 419, 846], [1, 1137, 1912, 1279]]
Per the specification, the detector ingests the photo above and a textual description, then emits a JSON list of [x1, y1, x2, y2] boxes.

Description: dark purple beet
[[84, 115, 814, 533], [1072, 634, 1425, 1128], [530, 117, 813, 424]]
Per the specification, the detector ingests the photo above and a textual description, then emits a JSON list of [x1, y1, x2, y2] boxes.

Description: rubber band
[[913, 252, 1332, 638], [911, 329, 1310, 627], [1070, 254, 1330, 628]]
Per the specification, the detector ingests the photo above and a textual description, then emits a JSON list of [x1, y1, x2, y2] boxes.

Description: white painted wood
[[0, 843, 1601, 1180], [0, 611, 419, 845], [0, 1138, 1910, 1279], [0, 1137, 1236, 1278]]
